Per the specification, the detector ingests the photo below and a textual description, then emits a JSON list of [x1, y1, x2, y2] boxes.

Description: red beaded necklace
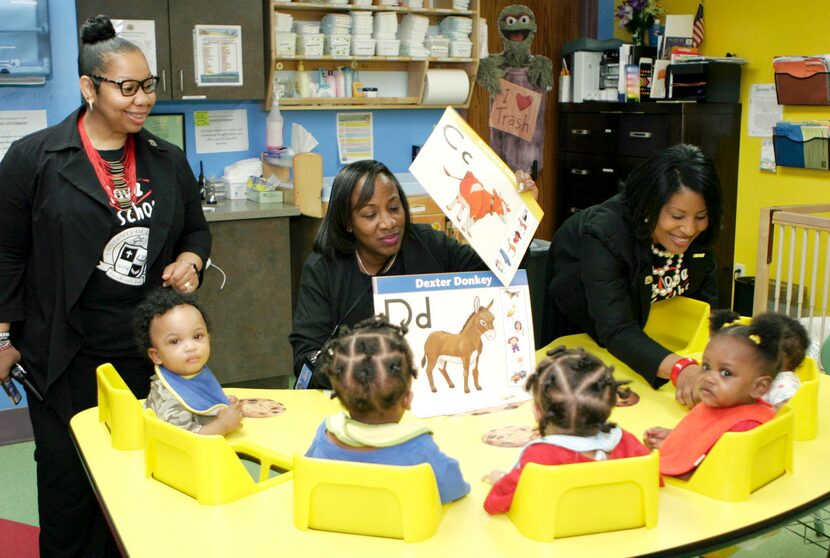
[[77, 113, 137, 210]]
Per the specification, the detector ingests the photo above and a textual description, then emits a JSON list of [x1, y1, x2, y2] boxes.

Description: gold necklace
[[355, 251, 397, 276]]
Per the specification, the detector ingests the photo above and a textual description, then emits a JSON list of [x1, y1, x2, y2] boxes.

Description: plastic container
[[294, 61, 311, 97], [266, 93, 284, 150]]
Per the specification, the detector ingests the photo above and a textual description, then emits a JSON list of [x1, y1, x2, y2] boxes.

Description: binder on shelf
[[773, 57, 830, 105], [772, 121, 830, 170]]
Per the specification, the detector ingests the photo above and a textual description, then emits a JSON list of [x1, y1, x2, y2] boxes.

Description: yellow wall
[[628, 1, 830, 275]]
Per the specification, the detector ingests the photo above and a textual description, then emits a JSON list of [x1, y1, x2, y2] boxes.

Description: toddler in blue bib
[[135, 288, 243, 435]]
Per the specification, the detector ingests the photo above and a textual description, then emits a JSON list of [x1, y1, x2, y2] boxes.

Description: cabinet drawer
[[560, 154, 623, 216], [563, 113, 616, 153], [614, 114, 671, 157]]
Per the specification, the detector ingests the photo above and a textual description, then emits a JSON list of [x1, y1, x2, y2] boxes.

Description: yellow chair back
[[665, 406, 794, 501], [643, 296, 711, 356], [293, 454, 444, 543], [143, 409, 292, 505], [784, 356, 819, 441], [96, 363, 144, 451], [506, 451, 660, 541]]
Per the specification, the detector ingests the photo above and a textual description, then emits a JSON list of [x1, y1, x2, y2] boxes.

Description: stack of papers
[[377, 0, 399, 5], [398, 13, 429, 42], [273, 12, 293, 33], [350, 11, 374, 37], [439, 16, 473, 37], [373, 12, 399, 40], [293, 20, 321, 35], [321, 13, 352, 35], [400, 0, 424, 7], [452, 0, 471, 9]]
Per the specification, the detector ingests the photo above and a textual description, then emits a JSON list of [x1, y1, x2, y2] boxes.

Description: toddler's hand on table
[[643, 427, 671, 450], [482, 470, 506, 485], [217, 405, 243, 434]]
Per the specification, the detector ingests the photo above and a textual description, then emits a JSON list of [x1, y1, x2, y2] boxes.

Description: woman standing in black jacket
[[542, 144, 722, 407], [0, 16, 210, 557]]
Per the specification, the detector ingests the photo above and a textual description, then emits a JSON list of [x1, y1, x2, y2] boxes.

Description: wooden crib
[[754, 204, 830, 367]]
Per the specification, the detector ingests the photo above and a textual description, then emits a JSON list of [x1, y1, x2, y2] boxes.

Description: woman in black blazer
[[0, 16, 210, 557], [542, 144, 723, 407]]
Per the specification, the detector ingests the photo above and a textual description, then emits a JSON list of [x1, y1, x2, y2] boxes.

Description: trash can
[[733, 276, 755, 316]]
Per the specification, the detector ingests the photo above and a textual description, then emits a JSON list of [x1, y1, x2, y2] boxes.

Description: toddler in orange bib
[[644, 311, 783, 478]]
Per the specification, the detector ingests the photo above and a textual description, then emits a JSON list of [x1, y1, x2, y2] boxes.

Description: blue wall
[[0, 0, 444, 179], [598, 0, 616, 40]]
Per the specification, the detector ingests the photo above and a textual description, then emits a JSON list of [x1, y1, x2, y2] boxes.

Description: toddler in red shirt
[[644, 311, 782, 478], [483, 346, 650, 514]]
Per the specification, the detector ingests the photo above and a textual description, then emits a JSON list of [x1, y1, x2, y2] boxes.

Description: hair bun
[[80, 15, 116, 45]]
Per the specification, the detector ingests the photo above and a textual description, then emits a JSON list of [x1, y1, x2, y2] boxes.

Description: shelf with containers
[[265, 0, 479, 111]]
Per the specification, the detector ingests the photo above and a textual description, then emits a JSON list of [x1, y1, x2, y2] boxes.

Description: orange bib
[[660, 403, 776, 476]]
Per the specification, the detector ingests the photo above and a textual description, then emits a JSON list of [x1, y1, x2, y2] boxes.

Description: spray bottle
[[266, 87, 284, 150]]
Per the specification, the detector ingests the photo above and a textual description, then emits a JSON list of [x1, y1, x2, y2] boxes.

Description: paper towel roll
[[423, 69, 470, 105]]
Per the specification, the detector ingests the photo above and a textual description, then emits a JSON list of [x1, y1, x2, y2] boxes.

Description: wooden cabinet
[[76, 0, 265, 101], [557, 102, 742, 308], [264, 0, 479, 110]]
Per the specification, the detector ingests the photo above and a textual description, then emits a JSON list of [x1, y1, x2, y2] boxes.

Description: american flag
[[692, 3, 705, 47]]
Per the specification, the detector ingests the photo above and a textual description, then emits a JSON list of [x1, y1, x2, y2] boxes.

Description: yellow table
[[71, 362, 830, 557]]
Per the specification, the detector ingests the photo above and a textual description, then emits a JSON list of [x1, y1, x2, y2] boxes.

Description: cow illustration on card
[[410, 107, 543, 286], [373, 270, 534, 418]]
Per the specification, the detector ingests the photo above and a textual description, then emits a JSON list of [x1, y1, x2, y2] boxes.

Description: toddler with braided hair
[[304, 314, 470, 504], [644, 310, 783, 478], [483, 346, 651, 514]]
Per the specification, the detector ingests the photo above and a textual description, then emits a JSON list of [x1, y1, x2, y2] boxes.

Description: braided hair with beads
[[318, 314, 417, 419], [526, 346, 627, 437]]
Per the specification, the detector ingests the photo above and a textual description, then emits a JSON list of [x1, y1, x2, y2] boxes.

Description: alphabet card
[[373, 270, 534, 418], [409, 107, 543, 287], [489, 79, 542, 141]]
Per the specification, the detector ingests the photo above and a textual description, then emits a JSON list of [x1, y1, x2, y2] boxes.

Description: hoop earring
[[86, 98, 94, 113]]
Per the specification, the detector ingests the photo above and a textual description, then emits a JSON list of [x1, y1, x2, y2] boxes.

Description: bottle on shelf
[[266, 88, 284, 150], [198, 161, 206, 201], [295, 61, 311, 98]]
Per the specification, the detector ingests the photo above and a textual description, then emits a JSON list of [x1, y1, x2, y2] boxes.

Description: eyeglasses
[[89, 74, 160, 96]]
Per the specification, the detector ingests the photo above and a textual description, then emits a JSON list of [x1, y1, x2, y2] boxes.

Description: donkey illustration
[[444, 167, 510, 237], [420, 297, 497, 393]]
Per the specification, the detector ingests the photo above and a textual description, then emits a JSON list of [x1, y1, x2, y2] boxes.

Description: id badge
[[295, 362, 313, 390]]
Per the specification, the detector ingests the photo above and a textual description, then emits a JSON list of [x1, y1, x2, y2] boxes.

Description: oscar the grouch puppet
[[477, 4, 553, 96]]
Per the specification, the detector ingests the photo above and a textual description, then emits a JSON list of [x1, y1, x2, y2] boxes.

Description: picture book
[[373, 270, 535, 418], [409, 107, 544, 286]]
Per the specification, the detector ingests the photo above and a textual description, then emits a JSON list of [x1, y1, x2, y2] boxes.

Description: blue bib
[[155, 365, 230, 416]]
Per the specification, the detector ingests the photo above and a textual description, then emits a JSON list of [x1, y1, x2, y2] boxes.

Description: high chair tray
[[71, 371, 830, 557]]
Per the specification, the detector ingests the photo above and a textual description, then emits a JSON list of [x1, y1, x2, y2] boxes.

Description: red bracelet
[[671, 357, 697, 386]]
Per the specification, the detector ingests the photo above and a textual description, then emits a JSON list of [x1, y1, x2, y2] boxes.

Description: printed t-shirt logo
[[97, 227, 150, 286]]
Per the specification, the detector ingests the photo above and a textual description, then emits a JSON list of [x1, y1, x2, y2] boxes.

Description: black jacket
[[0, 107, 211, 407], [290, 224, 485, 387], [542, 194, 718, 386]]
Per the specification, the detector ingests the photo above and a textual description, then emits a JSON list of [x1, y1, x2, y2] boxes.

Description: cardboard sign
[[488, 79, 542, 141], [409, 107, 544, 286], [373, 270, 534, 418]]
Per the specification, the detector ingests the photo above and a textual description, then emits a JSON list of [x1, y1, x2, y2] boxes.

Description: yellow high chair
[[665, 406, 794, 501], [643, 296, 711, 356], [96, 363, 144, 451], [292, 455, 444, 542], [783, 356, 820, 441], [540, 296, 711, 365], [506, 451, 660, 541], [143, 409, 293, 505]]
